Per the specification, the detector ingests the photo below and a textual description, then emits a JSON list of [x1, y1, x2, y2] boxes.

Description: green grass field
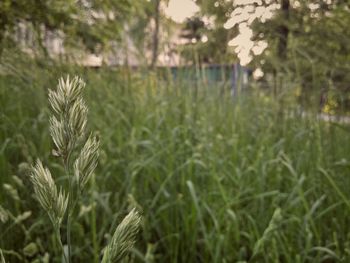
[[1, 66, 350, 262]]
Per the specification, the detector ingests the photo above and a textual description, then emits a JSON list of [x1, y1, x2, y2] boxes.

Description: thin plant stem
[[66, 213, 72, 263], [64, 157, 73, 263], [55, 226, 69, 263], [91, 174, 99, 263]]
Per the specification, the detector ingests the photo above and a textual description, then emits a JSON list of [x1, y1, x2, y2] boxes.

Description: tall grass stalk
[[29, 76, 141, 263], [1, 67, 350, 262]]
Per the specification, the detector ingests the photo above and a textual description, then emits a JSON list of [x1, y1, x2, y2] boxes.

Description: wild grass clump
[[4, 76, 141, 263], [1, 68, 350, 262]]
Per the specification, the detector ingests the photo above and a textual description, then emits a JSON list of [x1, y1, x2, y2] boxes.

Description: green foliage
[[72, 0, 136, 53], [127, 0, 175, 66], [194, 1, 350, 109], [180, 1, 238, 63], [0, 0, 76, 50], [0, 0, 137, 56], [1, 62, 350, 262]]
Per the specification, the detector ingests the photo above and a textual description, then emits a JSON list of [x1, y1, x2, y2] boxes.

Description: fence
[[167, 64, 250, 96]]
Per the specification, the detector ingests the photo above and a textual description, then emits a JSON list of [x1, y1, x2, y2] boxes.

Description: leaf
[[15, 211, 32, 224], [42, 253, 50, 263], [3, 184, 20, 201], [0, 249, 5, 263], [311, 246, 339, 260], [0, 206, 9, 224], [23, 243, 38, 257]]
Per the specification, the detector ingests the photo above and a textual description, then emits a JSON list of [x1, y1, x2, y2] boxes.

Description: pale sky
[[165, 0, 275, 65], [164, 0, 199, 23]]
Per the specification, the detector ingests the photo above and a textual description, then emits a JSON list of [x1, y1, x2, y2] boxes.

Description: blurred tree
[[180, 17, 205, 43], [180, 0, 238, 64], [0, 0, 137, 59], [128, 0, 174, 67], [194, 0, 350, 109], [151, 0, 161, 68], [178, 16, 208, 64], [250, 0, 350, 106], [74, 0, 136, 54], [0, 0, 76, 56]]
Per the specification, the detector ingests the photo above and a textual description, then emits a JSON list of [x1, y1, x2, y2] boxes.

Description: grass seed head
[[49, 116, 68, 157], [49, 76, 85, 115], [74, 134, 99, 190], [68, 98, 88, 139], [49, 76, 87, 157], [30, 160, 68, 226], [253, 207, 283, 257], [101, 209, 141, 263]]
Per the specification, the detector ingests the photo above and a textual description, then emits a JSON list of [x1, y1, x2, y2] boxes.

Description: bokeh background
[[1, 1, 350, 262]]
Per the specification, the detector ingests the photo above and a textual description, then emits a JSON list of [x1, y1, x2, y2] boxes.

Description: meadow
[[1, 61, 350, 262]]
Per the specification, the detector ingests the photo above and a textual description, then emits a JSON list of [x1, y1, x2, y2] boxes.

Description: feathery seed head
[[101, 209, 141, 263], [49, 116, 68, 157], [49, 76, 87, 157], [30, 160, 68, 226], [252, 207, 283, 256], [49, 76, 85, 115], [68, 98, 88, 138], [74, 134, 99, 190], [48, 89, 65, 115], [61, 76, 85, 103]]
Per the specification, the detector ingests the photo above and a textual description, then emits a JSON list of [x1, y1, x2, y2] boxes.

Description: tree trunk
[[0, 31, 4, 59], [277, 0, 290, 61], [0, 20, 7, 60], [33, 23, 49, 58], [151, 0, 160, 69]]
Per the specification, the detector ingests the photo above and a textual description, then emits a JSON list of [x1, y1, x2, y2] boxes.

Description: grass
[[1, 63, 350, 262]]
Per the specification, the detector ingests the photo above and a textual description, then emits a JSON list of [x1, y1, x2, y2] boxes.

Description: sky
[[165, 0, 275, 66], [164, 0, 199, 23]]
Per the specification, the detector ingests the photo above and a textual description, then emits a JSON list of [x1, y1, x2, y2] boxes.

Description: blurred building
[[13, 21, 182, 67]]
